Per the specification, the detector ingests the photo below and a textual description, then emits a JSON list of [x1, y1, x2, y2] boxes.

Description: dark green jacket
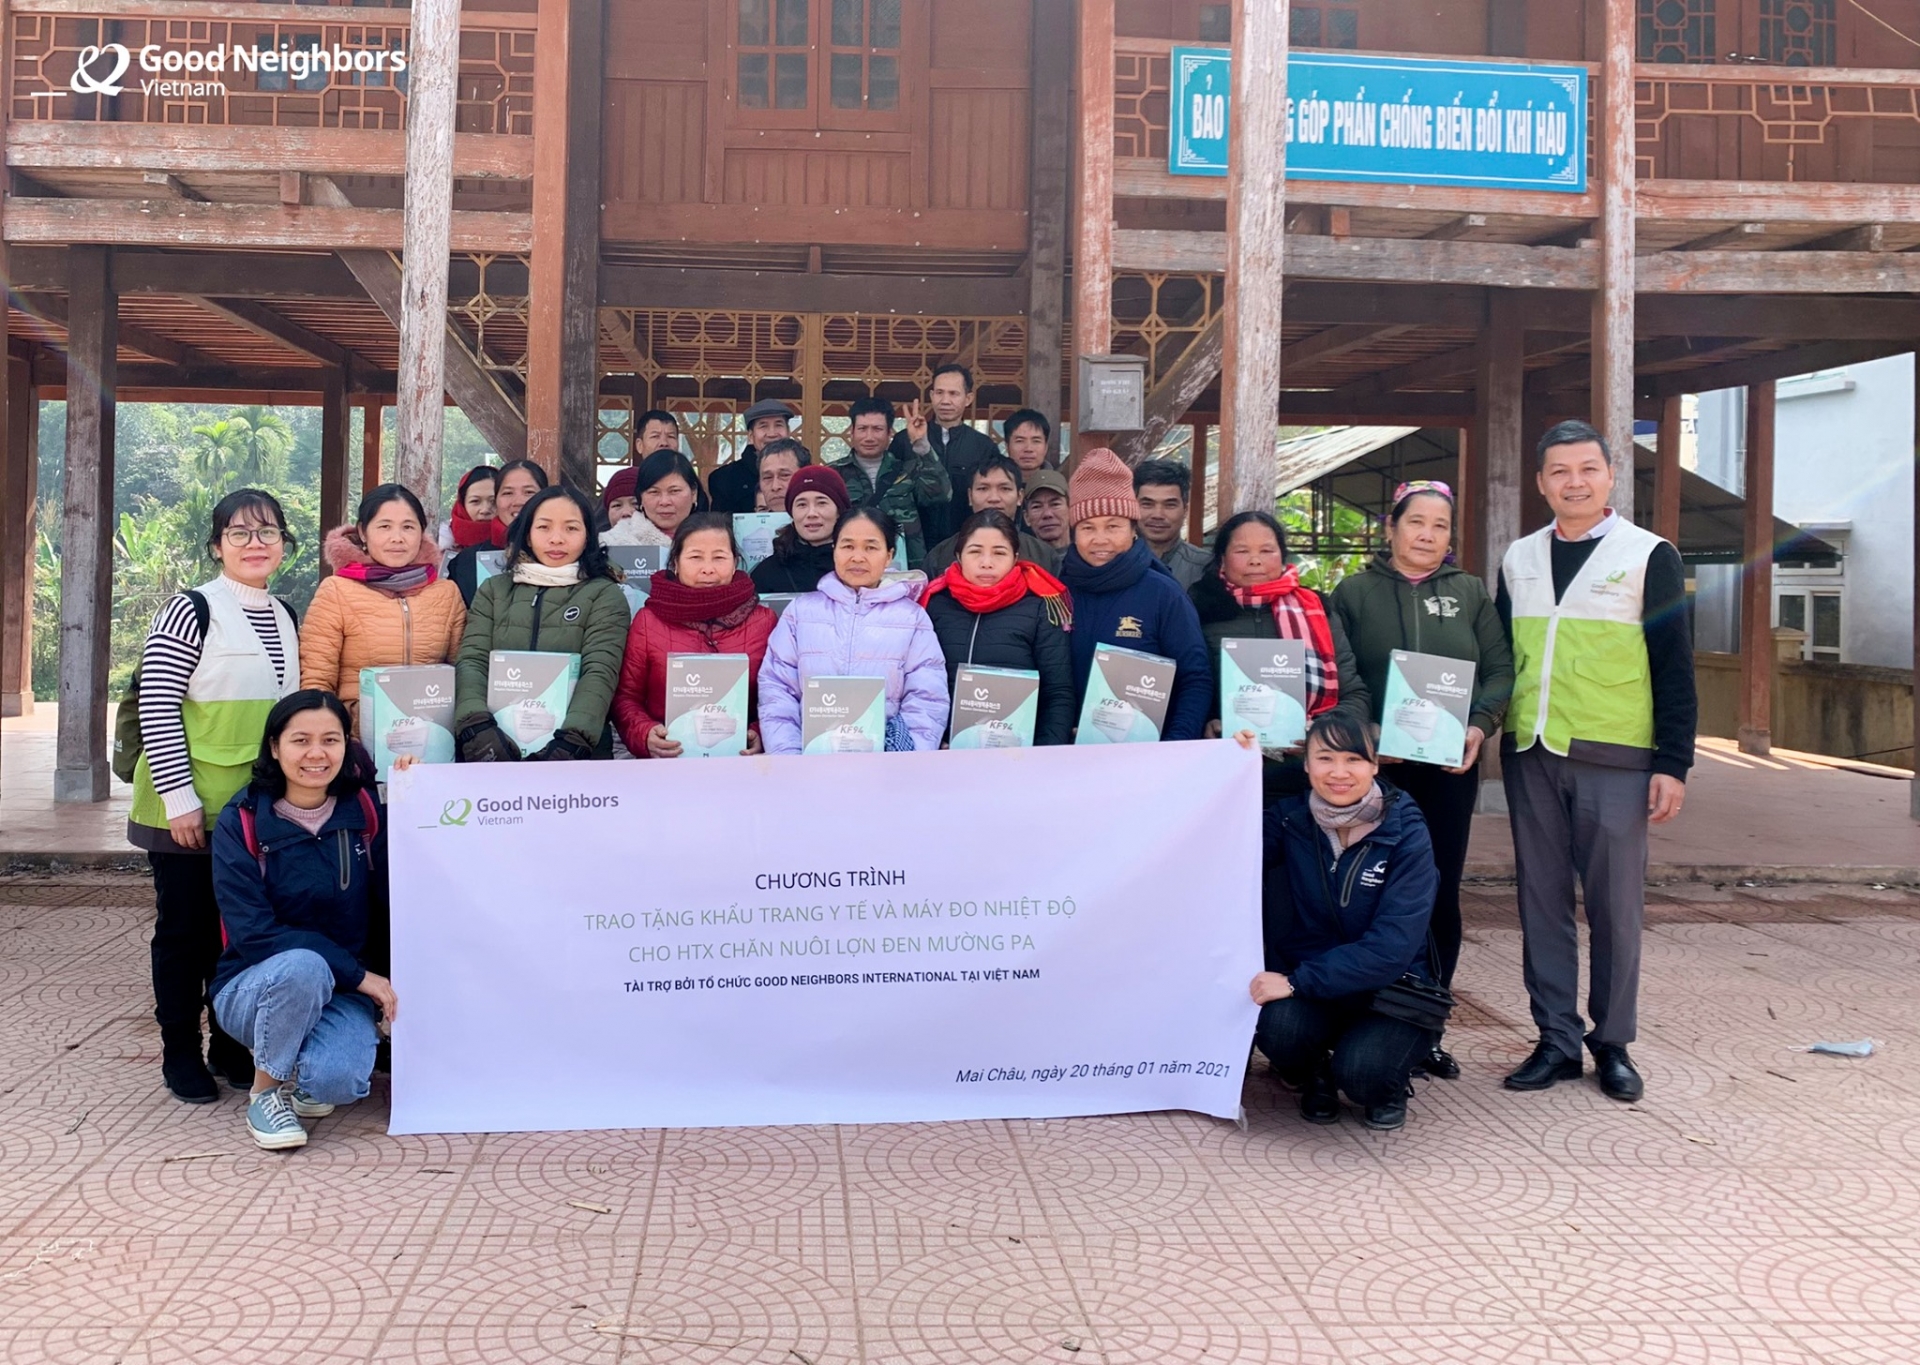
[[454, 572, 630, 749], [831, 447, 952, 569], [1328, 556, 1513, 736]]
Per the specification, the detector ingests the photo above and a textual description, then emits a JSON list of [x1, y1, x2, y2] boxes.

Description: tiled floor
[[5, 876, 1920, 1364]]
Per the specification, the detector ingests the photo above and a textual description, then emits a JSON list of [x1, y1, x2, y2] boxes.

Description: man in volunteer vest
[[1496, 420, 1696, 1103]]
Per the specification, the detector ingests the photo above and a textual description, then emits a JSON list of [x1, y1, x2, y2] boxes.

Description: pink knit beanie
[[1068, 448, 1140, 526]]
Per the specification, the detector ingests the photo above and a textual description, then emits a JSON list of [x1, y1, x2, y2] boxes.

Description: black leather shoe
[[1419, 1046, 1460, 1080], [1589, 1043, 1645, 1102], [1299, 1066, 1340, 1125], [1363, 1099, 1407, 1131], [1503, 1043, 1583, 1091]]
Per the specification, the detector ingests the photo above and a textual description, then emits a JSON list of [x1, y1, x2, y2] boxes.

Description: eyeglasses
[[1392, 480, 1454, 506], [221, 526, 285, 547]]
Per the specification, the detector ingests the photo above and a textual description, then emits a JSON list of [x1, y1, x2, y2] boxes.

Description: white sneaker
[[289, 1089, 335, 1119], [246, 1088, 308, 1150]]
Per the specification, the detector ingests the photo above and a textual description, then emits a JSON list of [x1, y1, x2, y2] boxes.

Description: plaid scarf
[[1224, 567, 1340, 717]]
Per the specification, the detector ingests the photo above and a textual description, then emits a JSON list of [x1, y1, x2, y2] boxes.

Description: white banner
[[386, 743, 1263, 1134]]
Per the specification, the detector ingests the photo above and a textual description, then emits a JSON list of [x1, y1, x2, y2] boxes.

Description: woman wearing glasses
[[1328, 480, 1513, 1081], [128, 489, 305, 1104]]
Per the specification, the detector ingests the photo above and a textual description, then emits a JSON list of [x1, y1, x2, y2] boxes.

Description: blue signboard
[[1169, 49, 1587, 194]]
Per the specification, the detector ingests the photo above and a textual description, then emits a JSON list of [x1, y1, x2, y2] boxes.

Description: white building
[[1691, 356, 1916, 670]]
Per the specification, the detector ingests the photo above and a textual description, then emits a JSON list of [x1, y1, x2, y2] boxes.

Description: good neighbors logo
[[47, 39, 408, 102]]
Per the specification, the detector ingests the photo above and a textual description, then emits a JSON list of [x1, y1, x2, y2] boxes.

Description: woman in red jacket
[[611, 512, 778, 757]]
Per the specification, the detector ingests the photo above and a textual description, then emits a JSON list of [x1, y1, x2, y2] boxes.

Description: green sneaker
[[246, 1088, 308, 1151], [289, 1089, 335, 1119]]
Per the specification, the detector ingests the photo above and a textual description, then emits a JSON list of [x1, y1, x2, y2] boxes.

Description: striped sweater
[[139, 579, 292, 821]]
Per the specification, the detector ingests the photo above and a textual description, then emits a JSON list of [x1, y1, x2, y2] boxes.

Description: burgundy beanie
[[784, 463, 850, 515], [602, 465, 640, 514], [1068, 448, 1140, 525]]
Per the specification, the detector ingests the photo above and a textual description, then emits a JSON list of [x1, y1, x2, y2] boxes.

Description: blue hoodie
[[209, 784, 388, 1003], [1059, 538, 1212, 741], [1262, 784, 1438, 999]]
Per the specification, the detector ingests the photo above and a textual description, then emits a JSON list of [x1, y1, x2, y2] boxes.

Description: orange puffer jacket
[[300, 526, 468, 725]]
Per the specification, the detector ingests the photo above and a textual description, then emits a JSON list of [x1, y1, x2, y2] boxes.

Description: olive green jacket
[[454, 572, 630, 748], [1327, 556, 1513, 736]]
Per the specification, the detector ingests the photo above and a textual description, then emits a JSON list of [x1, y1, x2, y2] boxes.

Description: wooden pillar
[[1912, 353, 1918, 818], [361, 402, 383, 495], [1654, 392, 1684, 544], [319, 368, 351, 559], [1071, 0, 1114, 458], [1189, 420, 1210, 545], [526, 0, 604, 491], [1591, 0, 1636, 522], [396, 0, 460, 516], [1217, 0, 1289, 514], [1027, 0, 1071, 442], [1469, 290, 1524, 587], [1, 351, 33, 718], [1521, 390, 1553, 533], [1738, 380, 1776, 757], [55, 246, 115, 804]]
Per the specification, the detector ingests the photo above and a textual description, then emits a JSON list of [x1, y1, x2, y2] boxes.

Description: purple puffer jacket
[[758, 573, 951, 755]]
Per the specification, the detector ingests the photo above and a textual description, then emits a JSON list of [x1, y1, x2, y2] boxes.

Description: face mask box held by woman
[[665, 653, 750, 757], [950, 666, 1040, 749], [608, 546, 667, 615], [1218, 638, 1308, 750], [488, 651, 581, 751], [1075, 645, 1174, 744], [802, 677, 887, 754], [359, 666, 457, 780], [1378, 650, 1478, 767], [472, 549, 507, 585], [733, 513, 792, 572]]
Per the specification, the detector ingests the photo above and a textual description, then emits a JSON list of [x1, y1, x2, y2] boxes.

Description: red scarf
[[922, 561, 1073, 630], [644, 570, 760, 637], [449, 502, 494, 549], [1224, 566, 1340, 715]]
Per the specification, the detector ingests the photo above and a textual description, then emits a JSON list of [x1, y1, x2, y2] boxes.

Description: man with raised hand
[[892, 363, 998, 545], [1496, 419, 1696, 1103], [833, 396, 951, 569]]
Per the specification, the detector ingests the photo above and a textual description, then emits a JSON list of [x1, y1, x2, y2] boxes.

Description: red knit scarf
[[449, 502, 495, 549], [644, 570, 760, 638], [922, 561, 1073, 630], [1224, 567, 1340, 715]]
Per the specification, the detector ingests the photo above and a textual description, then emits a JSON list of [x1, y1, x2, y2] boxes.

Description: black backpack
[[112, 591, 299, 784]]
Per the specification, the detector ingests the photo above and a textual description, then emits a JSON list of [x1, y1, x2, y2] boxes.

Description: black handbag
[[1370, 935, 1454, 1033]]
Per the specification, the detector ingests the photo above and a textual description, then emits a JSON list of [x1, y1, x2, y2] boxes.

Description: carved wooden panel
[[10, 11, 532, 131]]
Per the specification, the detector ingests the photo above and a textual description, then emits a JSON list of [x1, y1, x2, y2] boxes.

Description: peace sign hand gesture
[[904, 400, 929, 445]]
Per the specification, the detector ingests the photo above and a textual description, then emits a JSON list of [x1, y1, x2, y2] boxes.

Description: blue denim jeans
[[211, 949, 379, 1105]]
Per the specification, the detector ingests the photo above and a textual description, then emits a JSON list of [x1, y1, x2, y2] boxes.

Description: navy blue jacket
[[1262, 785, 1438, 999], [209, 784, 389, 1003], [1059, 539, 1212, 742]]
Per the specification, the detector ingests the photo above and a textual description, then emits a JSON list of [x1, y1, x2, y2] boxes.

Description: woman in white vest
[[128, 489, 302, 1104]]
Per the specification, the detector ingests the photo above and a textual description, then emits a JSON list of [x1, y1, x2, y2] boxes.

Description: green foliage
[[30, 400, 357, 701], [1276, 490, 1376, 593]]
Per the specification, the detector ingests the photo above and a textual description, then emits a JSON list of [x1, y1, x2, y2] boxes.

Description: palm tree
[[188, 407, 295, 485], [229, 405, 295, 483], [187, 418, 250, 485]]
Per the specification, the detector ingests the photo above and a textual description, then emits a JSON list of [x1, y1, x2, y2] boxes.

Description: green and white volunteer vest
[[1503, 519, 1662, 763], [128, 576, 300, 832]]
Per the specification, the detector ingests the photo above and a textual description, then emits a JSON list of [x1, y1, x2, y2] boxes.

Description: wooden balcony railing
[[9, 0, 533, 135], [1636, 63, 1920, 183]]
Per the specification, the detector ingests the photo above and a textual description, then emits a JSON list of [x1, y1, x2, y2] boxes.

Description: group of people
[[128, 374, 1696, 1149]]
